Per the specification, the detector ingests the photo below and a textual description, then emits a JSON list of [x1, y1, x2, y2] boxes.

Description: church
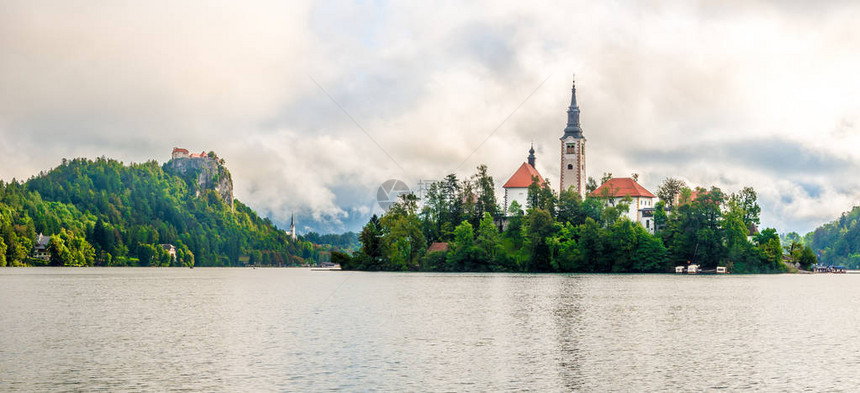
[[503, 78, 586, 213], [502, 77, 657, 233]]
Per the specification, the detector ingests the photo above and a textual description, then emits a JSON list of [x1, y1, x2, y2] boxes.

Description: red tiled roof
[[427, 242, 449, 253], [684, 190, 720, 205], [589, 178, 655, 198], [503, 163, 545, 188], [172, 147, 189, 154]]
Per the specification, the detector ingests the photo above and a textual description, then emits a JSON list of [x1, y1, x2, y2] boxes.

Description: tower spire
[[289, 213, 297, 241], [527, 143, 536, 167], [562, 76, 583, 139]]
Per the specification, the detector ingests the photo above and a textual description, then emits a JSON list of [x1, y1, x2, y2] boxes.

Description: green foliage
[[785, 241, 817, 271], [525, 209, 554, 272], [48, 229, 95, 267], [0, 157, 317, 267], [303, 232, 359, 253], [806, 206, 860, 268], [331, 251, 351, 267], [349, 163, 780, 274], [656, 177, 686, 209], [447, 220, 477, 271]]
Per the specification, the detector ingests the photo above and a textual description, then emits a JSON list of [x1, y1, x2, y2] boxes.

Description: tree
[[600, 172, 613, 185], [0, 237, 6, 267], [586, 177, 598, 194], [508, 200, 523, 217], [525, 209, 554, 272], [653, 201, 668, 232], [527, 177, 556, 213], [331, 251, 351, 267], [631, 226, 668, 272], [447, 220, 476, 271], [754, 228, 784, 272], [505, 201, 526, 250], [48, 229, 95, 267], [730, 186, 761, 228], [796, 244, 817, 271], [556, 188, 584, 226], [137, 243, 157, 266], [606, 219, 637, 272], [353, 214, 383, 270], [656, 178, 686, 209], [379, 194, 427, 271], [475, 212, 503, 268], [473, 164, 500, 223], [576, 217, 606, 272], [552, 223, 582, 272]]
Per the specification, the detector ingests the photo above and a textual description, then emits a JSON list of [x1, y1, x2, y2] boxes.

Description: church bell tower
[[560, 77, 586, 197]]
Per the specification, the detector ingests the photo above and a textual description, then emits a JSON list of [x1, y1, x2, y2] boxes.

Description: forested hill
[[807, 206, 860, 268], [0, 156, 321, 267]]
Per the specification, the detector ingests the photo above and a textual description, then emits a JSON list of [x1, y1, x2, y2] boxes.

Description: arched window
[[567, 164, 573, 170]]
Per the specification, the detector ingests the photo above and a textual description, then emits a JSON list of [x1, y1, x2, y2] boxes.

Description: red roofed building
[[503, 145, 545, 215], [171, 147, 190, 159], [590, 177, 657, 233], [673, 188, 721, 207], [427, 242, 449, 253]]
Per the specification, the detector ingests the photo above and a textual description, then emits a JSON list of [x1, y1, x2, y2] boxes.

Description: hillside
[[806, 206, 860, 268], [0, 156, 320, 267]]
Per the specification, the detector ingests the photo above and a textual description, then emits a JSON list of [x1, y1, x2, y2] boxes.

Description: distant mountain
[[0, 155, 327, 267], [806, 206, 860, 268]]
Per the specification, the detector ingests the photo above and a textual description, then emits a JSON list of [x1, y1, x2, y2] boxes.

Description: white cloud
[[2, 1, 860, 234]]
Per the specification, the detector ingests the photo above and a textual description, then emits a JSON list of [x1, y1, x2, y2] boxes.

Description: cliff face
[[164, 156, 234, 209]]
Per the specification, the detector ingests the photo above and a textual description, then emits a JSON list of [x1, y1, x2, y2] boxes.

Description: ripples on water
[[1, 268, 859, 391]]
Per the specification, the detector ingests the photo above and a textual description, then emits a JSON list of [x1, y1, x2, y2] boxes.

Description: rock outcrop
[[164, 154, 234, 209]]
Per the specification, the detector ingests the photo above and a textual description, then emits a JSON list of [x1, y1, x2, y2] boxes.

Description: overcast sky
[[2, 1, 860, 235]]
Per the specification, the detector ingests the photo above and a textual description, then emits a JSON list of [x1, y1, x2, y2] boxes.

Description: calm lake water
[[1, 268, 859, 391]]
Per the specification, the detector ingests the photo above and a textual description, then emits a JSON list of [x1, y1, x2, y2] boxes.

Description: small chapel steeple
[[527, 143, 536, 167], [289, 213, 297, 241]]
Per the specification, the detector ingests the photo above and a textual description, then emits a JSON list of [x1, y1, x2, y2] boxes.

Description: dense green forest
[[805, 206, 860, 268], [302, 231, 359, 253], [0, 156, 327, 267], [338, 166, 816, 273]]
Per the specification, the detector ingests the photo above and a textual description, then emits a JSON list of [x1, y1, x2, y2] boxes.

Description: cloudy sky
[[2, 1, 860, 235]]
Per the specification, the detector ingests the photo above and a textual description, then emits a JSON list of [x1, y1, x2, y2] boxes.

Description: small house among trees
[[32, 233, 51, 262]]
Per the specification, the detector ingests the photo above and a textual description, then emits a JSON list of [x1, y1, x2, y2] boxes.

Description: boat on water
[[311, 262, 341, 271], [674, 264, 730, 274], [813, 265, 847, 273]]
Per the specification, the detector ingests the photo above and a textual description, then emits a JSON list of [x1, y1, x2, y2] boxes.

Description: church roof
[[590, 178, 655, 198], [503, 162, 545, 189]]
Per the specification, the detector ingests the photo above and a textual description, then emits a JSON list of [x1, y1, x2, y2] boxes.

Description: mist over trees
[[341, 166, 797, 273]]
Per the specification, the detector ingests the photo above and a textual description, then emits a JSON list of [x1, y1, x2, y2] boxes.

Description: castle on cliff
[[172, 147, 209, 159], [167, 147, 234, 211]]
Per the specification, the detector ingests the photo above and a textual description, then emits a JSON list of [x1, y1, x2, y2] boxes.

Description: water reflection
[[3, 269, 860, 391]]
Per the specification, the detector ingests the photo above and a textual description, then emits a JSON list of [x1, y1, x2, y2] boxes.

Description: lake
[[1, 268, 858, 391]]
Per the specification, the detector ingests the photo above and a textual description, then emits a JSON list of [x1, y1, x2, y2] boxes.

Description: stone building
[[559, 78, 587, 198]]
